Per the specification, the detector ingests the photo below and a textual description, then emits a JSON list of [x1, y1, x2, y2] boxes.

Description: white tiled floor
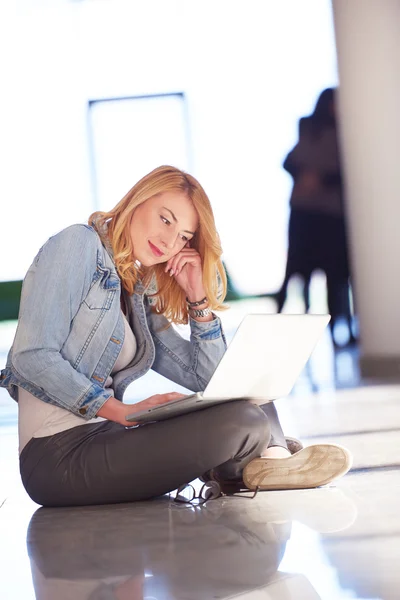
[[1, 299, 400, 599]]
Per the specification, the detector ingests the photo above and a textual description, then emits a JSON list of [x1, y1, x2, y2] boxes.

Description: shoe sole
[[242, 444, 353, 491]]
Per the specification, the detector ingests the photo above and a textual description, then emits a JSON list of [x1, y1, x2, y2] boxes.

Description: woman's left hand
[[165, 242, 206, 301]]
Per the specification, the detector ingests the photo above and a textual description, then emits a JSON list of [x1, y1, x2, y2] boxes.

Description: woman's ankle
[[261, 446, 292, 459]]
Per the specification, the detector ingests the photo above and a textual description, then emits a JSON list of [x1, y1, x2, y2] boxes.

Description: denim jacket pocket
[[84, 265, 120, 310]]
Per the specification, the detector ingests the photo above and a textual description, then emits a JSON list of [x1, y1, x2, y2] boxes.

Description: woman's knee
[[235, 400, 270, 433], [215, 400, 271, 440]]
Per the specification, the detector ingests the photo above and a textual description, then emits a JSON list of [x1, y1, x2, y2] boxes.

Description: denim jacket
[[0, 225, 227, 420]]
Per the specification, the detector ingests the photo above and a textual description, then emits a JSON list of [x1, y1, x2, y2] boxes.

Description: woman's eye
[[160, 216, 170, 225], [181, 235, 188, 242]]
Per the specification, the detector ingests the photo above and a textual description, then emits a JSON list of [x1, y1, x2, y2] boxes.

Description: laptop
[[126, 313, 330, 424]]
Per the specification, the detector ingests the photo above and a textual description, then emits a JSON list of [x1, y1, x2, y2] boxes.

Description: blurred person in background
[[276, 88, 357, 349], [0, 165, 351, 507]]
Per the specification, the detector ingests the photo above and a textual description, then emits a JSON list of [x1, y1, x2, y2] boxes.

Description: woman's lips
[[148, 241, 164, 257]]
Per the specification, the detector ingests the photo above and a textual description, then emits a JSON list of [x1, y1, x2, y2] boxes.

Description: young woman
[[0, 166, 351, 507]]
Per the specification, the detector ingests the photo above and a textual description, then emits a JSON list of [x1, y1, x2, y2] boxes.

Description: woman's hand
[[165, 242, 206, 302], [98, 393, 185, 426], [121, 392, 186, 426]]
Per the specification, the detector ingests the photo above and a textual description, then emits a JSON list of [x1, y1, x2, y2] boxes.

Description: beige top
[[18, 312, 137, 454]]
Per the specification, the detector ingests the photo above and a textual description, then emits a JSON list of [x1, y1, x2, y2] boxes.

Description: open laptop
[[126, 313, 330, 424]]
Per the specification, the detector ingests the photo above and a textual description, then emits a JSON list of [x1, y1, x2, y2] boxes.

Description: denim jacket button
[[79, 407, 87, 415]]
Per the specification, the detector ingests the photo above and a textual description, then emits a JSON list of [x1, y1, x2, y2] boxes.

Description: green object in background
[[0, 275, 244, 319], [0, 275, 245, 321], [224, 263, 243, 302], [0, 273, 275, 321], [0, 281, 22, 321]]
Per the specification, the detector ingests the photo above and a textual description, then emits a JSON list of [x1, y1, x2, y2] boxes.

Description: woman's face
[[129, 191, 199, 266]]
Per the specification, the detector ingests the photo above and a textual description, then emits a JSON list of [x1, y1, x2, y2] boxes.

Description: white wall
[[0, 0, 338, 294], [333, 0, 400, 367]]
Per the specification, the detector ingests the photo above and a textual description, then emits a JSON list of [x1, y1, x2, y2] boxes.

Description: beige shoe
[[242, 444, 353, 491]]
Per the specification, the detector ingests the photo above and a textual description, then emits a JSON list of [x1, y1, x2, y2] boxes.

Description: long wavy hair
[[88, 165, 227, 324]]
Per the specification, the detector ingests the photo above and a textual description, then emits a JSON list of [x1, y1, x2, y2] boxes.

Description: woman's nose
[[161, 230, 177, 249]]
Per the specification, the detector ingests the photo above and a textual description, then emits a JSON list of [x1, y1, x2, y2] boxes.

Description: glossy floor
[[1, 299, 399, 599]]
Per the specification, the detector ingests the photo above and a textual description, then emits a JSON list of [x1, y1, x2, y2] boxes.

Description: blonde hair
[[88, 165, 227, 324]]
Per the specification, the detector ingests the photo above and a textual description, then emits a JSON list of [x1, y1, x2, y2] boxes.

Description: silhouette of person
[[276, 88, 356, 348]]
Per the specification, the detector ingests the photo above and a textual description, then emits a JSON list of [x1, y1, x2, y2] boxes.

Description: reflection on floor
[[1, 298, 400, 599]]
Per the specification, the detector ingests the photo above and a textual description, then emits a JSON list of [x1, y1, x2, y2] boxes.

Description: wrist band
[[186, 296, 208, 307], [189, 306, 212, 318]]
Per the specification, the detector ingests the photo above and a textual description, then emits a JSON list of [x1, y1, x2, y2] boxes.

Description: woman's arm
[[97, 392, 184, 427], [12, 225, 113, 419], [98, 393, 185, 425], [147, 302, 227, 392], [146, 241, 227, 392]]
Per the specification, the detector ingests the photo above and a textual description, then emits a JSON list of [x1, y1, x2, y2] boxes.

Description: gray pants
[[20, 401, 287, 507]]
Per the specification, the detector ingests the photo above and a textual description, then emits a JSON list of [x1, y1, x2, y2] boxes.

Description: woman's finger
[[166, 257, 180, 276], [165, 250, 193, 272], [165, 249, 201, 275], [167, 252, 198, 276], [158, 392, 186, 404], [165, 258, 177, 273], [173, 253, 201, 276]]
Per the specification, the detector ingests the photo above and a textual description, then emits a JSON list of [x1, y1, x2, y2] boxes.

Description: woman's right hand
[[97, 393, 185, 426], [121, 392, 186, 426]]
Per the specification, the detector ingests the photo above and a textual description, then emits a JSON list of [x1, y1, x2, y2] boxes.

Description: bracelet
[[186, 296, 208, 307], [189, 306, 212, 318]]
